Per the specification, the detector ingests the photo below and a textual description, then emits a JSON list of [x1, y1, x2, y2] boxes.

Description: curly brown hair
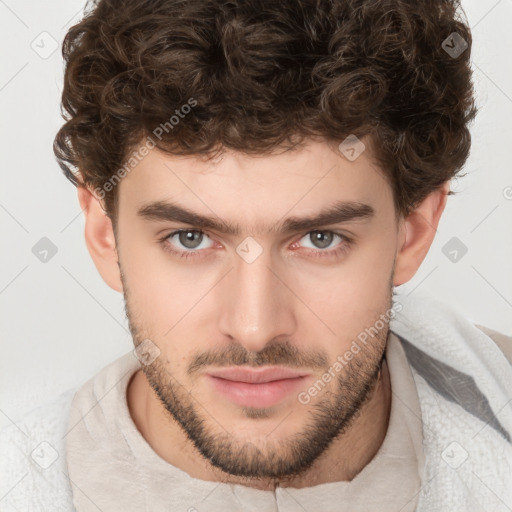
[[53, 0, 478, 226]]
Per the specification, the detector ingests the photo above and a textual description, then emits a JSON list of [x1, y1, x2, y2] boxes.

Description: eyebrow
[[137, 199, 375, 236]]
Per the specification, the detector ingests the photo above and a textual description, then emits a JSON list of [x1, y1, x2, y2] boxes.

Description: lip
[[206, 367, 311, 408], [207, 367, 310, 383]]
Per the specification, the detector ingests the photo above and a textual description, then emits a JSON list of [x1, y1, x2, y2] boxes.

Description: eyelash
[[158, 229, 354, 260]]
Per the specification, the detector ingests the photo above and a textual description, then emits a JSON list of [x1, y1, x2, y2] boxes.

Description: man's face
[[115, 138, 400, 480]]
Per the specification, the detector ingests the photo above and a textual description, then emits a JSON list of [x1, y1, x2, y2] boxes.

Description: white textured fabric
[[390, 291, 512, 511], [0, 387, 76, 511]]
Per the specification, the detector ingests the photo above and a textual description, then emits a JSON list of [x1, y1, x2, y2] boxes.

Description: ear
[[77, 186, 123, 293], [393, 181, 450, 286]]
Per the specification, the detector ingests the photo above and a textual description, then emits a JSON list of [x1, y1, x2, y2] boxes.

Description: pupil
[[312, 231, 332, 249], [180, 231, 202, 248]]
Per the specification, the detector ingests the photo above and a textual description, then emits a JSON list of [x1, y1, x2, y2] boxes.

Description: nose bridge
[[217, 248, 296, 352]]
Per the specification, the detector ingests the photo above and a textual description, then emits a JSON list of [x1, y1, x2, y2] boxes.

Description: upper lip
[[206, 367, 310, 384]]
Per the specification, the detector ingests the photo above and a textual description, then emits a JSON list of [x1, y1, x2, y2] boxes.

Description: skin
[[77, 136, 449, 491]]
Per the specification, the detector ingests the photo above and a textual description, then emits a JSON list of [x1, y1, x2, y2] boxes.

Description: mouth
[[205, 367, 311, 408]]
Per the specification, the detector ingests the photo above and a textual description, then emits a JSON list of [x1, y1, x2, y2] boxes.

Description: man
[[1, 0, 511, 510]]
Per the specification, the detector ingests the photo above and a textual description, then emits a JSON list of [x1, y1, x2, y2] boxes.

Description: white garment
[[390, 292, 512, 511], [0, 386, 76, 511]]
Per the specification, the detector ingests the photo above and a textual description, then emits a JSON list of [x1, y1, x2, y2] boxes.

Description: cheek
[[119, 248, 179, 340], [121, 248, 223, 367], [291, 235, 395, 342]]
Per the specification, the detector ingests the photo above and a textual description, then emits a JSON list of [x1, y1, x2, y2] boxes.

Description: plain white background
[[1, 0, 511, 424]]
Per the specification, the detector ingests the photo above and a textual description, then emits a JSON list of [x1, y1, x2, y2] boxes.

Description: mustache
[[187, 340, 329, 376]]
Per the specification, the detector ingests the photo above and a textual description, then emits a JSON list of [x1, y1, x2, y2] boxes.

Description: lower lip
[[206, 375, 309, 408]]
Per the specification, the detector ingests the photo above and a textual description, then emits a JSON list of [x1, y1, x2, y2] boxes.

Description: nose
[[216, 247, 297, 353]]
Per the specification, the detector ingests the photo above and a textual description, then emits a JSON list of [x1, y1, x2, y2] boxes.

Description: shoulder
[[474, 324, 512, 364], [0, 388, 77, 510]]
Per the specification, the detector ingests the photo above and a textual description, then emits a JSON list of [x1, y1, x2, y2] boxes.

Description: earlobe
[[77, 186, 123, 293], [393, 181, 450, 286]]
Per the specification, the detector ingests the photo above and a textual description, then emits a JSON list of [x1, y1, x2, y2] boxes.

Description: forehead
[[117, 138, 394, 227]]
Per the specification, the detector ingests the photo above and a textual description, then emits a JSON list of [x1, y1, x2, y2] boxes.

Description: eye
[[162, 229, 214, 254], [300, 231, 336, 249], [291, 230, 354, 259], [297, 230, 347, 250]]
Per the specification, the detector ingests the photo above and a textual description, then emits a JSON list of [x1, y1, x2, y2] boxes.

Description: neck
[[127, 357, 392, 490]]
